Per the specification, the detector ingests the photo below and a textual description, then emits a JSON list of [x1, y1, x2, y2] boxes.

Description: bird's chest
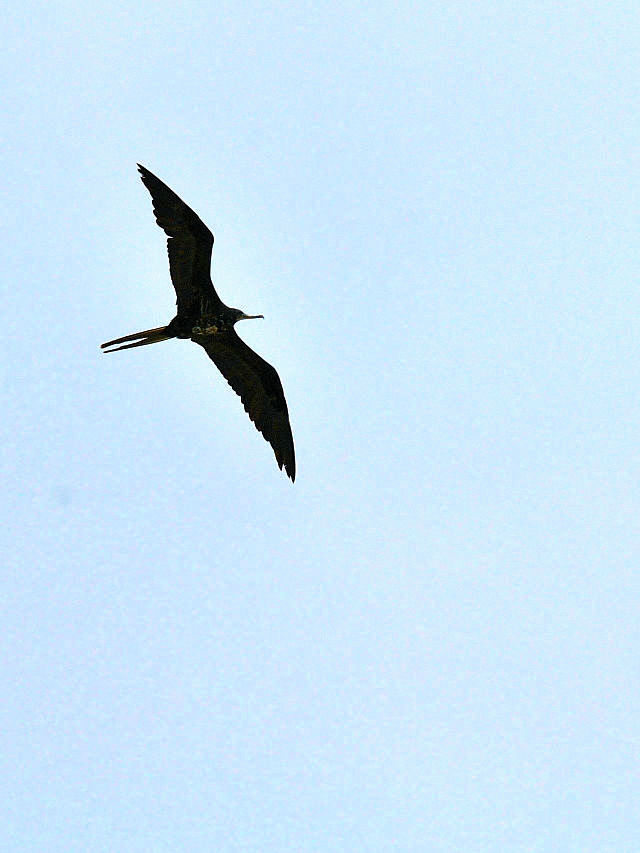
[[190, 316, 230, 338]]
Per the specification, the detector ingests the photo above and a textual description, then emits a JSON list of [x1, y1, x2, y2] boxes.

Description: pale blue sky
[[2, 1, 639, 850]]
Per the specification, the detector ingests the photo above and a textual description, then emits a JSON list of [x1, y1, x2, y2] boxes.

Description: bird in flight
[[102, 164, 296, 481]]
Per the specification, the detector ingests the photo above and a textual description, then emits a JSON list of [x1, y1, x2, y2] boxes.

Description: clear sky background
[[2, 1, 639, 850]]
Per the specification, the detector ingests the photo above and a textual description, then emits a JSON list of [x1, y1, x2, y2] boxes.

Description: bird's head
[[232, 308, 264, 323]]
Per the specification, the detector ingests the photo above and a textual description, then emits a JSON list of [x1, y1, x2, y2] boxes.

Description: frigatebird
[[102, 164, 296, 481]]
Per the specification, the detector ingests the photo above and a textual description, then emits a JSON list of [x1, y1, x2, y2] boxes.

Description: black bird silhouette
[[102, 164, 295, 481]]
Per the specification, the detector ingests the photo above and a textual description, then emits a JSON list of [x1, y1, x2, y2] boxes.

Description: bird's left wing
[[137, 164, 222, 315], [195, 329, 296, 481]]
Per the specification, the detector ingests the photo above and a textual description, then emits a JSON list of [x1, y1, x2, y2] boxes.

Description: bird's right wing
[[196, 329, 296, 481], [137, 164, 222, 315]]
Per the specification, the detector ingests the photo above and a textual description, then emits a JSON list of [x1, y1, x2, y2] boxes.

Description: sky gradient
[[3, 1, 639, 850]]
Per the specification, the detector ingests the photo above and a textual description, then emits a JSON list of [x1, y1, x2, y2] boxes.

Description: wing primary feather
[[136, 164, 221, 315], [196, 330, 296, 481]]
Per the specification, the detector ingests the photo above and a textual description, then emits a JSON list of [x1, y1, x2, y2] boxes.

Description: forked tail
[[101, 326, 173, 353]]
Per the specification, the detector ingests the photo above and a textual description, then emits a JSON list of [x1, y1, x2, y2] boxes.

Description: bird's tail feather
[[101, 326, 172, 353]]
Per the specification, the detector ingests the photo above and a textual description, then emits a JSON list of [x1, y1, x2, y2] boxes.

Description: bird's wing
[[137, 164, 222, 315], [195, 329, 296, 481]]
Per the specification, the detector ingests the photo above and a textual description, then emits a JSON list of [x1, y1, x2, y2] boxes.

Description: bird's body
[[102, 164, 296, 481]]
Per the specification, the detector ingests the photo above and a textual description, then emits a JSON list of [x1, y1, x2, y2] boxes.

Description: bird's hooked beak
[[238, 312, 264, 321]]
